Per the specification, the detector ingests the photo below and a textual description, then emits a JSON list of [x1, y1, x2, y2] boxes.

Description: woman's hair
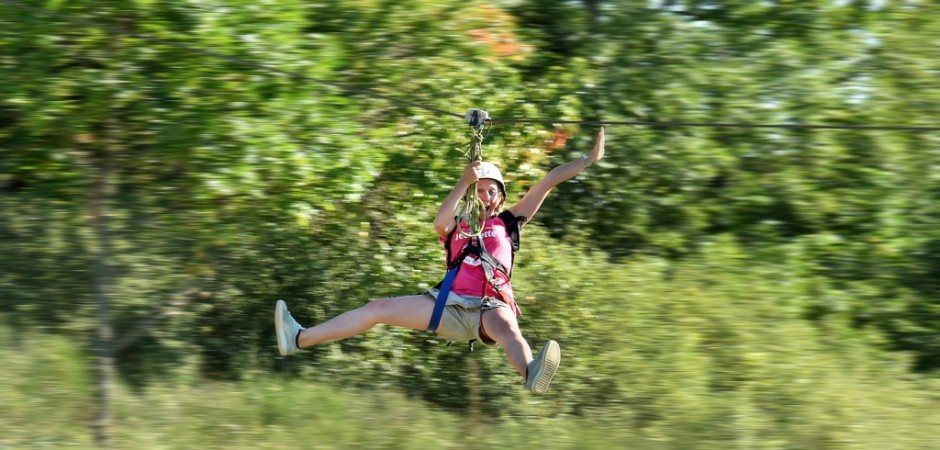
[[493, 192, 506, 216]]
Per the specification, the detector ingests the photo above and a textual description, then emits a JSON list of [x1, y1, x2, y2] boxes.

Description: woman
[[275, 128, 606, 394]]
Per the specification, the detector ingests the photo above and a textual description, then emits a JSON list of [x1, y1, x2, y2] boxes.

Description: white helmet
[[478, 161, 506, 197]]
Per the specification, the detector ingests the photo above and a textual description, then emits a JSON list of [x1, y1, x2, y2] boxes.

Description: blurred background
[[2, 0, 940, 448]]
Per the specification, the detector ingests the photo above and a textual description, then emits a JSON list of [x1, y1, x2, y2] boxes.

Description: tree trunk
[[584, 0, 600, 28], [91, 149, 114, 447]]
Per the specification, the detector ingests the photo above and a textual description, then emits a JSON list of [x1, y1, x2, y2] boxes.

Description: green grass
[[3, 324, 940, 450], [0, 326, 645, 450]]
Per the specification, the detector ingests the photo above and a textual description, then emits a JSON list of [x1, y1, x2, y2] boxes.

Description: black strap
[[497, 210, 524, 255], [472, 237, 508, 292]]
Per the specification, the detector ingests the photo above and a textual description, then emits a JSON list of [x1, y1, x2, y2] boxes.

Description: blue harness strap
[[427, 265, 459, 332]]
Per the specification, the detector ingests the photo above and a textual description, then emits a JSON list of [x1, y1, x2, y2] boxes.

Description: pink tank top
[[441, 214, 521, 317]]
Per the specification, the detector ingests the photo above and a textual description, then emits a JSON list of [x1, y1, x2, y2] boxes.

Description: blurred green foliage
[[2, 0, 940, 447]]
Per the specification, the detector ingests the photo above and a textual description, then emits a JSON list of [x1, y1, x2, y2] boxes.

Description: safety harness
[[426, 210, 522, 349]]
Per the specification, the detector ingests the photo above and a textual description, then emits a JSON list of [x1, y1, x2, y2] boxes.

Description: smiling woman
[[275, 127, 605, 394]]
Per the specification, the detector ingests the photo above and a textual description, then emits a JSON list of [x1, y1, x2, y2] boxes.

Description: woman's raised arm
[[508, 128, 605, 221]]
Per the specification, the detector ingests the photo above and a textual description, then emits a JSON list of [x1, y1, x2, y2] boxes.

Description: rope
[[458, 122, 489, 238], [3, 0, 939, 133]]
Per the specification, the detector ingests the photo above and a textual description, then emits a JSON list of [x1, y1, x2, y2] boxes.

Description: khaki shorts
[[425, 288, 509, 344]]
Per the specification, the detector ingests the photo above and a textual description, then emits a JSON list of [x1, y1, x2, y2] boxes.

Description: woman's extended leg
[[481, 307, 560, 394], [480, 307, 533, 378], [297, 294, 436, 347]]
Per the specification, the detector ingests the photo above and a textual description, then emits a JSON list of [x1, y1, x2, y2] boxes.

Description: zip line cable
[[4, 0, 940, 133], [489, 118, 940, 132]]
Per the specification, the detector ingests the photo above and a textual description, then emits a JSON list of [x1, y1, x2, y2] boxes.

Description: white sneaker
[[525, 340, 561, 394], [275, 300, 304, 356]]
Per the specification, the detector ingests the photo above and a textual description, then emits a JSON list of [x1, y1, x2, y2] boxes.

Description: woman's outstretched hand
[[589, 127, 606, 164]]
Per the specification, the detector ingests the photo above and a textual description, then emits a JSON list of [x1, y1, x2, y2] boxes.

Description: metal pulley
[[466, 108, 489, 129]]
